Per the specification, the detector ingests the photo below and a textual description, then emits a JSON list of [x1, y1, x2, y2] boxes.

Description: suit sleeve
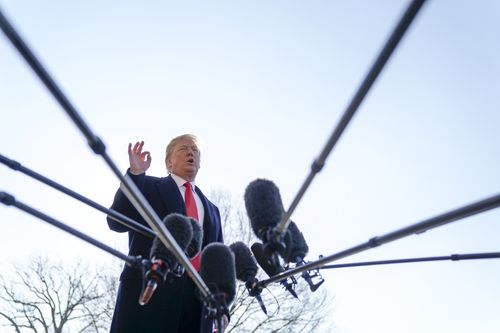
[[107, 170, 147, 232]]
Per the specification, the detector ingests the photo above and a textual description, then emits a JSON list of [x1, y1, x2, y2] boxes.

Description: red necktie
[[184, 182, 200, 270]]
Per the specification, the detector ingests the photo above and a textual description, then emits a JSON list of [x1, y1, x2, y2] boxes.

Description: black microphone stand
[[0, 8, 213, 301], [0, 153, 155, 238], [319, 252, 500, 270], [257, 191, 500, 289], [275, 0, 427, 236], [0, 191, 146, 270]]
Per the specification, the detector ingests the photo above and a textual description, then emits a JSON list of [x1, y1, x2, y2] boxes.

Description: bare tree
[[210, 189, 334, 333], [211, 189, 255, 245], [228, 281, 333, 333], [0, 190, 333, 333], [0, 257, 116, 333]]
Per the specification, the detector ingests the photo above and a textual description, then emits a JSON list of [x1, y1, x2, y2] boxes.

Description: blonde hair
[[165, 134, 201, 165]]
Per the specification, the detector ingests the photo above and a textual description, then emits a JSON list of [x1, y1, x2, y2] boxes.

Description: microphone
[[200, 243, 236, 332], [200, 243, 237, 304], [244, 179, 288, 260], [229, 241, 267, 314], [251, 242, 298, 298], [284, 221, 324, 291], [283, 221, 308, 263], [186, 217, 203, 258], [139, 213, 193, 305]]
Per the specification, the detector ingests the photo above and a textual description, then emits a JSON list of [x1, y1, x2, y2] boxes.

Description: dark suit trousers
[[110, 275, 202, 333]]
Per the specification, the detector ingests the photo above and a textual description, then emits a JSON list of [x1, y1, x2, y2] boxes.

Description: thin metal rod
[[320, 252, 500, 270], [277, 0, 428, 234], [259, 192, 500, 288], [0, 8, 105, 156], [0, 191, 138, 266], [0, 8, 212, 300], [0, 153, 155, 238]]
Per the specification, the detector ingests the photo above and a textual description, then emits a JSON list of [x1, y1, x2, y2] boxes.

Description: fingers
[[134, 141, 144, 155], [128, 141, 145, 155], [137, 141, 144, 154], [128, 141, 152, 175], [140, 151, 151, 162], [128, 141, 152, 163]]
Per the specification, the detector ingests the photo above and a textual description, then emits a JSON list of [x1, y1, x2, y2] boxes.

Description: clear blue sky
[[1, 1, 499, 332]]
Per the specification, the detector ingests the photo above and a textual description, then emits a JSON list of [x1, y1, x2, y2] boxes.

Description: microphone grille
[[251, 242, 282, 277], [229, 241, 258, 281], [186, 218, 203, 258], [200, 243, 237, 304], [244, 179, 285, 237], [150, 213, 193, 261], [284, 221, 309, 263]]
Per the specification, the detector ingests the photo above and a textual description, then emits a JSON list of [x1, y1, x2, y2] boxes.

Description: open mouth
[[187, 158, 194, 164]]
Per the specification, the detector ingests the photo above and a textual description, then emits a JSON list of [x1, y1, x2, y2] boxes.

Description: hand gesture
[[128, 141, 152, 175]]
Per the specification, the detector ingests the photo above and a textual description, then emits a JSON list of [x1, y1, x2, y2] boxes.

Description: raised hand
[[128, 141, 152, 175]]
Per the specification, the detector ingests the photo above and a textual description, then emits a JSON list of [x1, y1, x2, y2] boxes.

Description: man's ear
[[165, 157, 171, 171]]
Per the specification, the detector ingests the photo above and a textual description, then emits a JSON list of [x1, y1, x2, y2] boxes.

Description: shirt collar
[[170, 173, 195, 190]]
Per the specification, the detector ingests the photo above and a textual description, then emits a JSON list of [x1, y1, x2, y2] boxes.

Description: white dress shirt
[[170, 173, 205, 225]]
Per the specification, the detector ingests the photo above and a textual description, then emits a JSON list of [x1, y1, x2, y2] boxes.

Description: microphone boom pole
[[0, 8, 213, 301], [258, 191, 500, 289], [276, 0, 427, 235], [0, 191, 143, 269], [0, 153, 155, 239], [320, 252, 500, 270]]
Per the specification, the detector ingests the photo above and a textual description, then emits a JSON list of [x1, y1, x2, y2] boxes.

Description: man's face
[[166, 138, 201, 181]]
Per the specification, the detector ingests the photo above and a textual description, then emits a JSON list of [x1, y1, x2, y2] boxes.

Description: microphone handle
[[139, 279, 158, 306], [245, 278, 267, 314], [255, 294, 268, 315]]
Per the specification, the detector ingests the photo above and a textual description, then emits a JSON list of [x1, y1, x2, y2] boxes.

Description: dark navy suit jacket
[[107, 171, 223, 333]]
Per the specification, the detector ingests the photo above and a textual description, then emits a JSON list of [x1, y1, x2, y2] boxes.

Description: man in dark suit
[[107, 134, 223, 333]]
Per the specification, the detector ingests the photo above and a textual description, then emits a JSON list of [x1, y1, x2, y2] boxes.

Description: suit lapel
[[195, 186, 214, 246], [155, 175, 186, 215], [155, 175, 215, 246]]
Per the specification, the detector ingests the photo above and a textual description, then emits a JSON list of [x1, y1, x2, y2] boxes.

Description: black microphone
[[283, 221, 309, 263], [244, 179, 288, 260], [229, 241, 267, 314], [200, 243, 236, 332], [139, 213, 193, 305], [251, 242, 298, 298], [186, 217, 203, 259], [200, 243, 237, 304], [284, 221, 324, 291]]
